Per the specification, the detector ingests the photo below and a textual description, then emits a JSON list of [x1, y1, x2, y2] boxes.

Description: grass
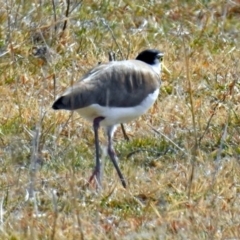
[[0, 0, 240, 239]]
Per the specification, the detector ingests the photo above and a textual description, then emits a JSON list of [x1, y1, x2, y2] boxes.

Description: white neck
[[150, 62, 161, 76]]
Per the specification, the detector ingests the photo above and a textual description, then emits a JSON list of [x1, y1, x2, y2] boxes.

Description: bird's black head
[[136, 49, 164, 65]]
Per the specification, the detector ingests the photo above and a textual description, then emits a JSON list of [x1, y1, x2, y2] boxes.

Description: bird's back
[[52, 60, 161, 110]]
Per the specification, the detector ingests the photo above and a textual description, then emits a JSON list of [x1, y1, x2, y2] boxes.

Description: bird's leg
[[106, 126, 127, 188], [88, 116, 105, 189]]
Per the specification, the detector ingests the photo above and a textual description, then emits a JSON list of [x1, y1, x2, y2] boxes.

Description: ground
[[0, 0, 240, 239]]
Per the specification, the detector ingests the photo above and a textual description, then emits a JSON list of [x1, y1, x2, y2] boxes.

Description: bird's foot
[[85, 167, 102, 190]]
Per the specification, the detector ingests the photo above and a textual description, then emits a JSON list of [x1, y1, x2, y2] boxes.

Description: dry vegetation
[[0, 0, 240, 239]]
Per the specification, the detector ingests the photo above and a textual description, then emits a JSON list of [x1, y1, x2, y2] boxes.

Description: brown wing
[[52, 60, 160, 110]]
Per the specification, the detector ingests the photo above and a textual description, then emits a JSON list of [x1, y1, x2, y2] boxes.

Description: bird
[[52, 49, 164, 189]]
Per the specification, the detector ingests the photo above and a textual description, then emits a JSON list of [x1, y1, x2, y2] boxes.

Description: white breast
[[76, 88, 159, 126]]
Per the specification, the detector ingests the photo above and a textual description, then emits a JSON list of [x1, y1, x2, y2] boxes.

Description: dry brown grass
[[0, 0, 240, 239]]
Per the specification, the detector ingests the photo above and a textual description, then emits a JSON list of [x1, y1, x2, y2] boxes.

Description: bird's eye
[[157, 53, 164, 61]]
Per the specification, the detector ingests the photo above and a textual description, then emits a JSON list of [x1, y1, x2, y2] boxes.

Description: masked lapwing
[[52, 49, 164, 189]]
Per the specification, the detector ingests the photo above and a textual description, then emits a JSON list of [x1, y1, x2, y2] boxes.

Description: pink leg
[[88, 116, 104, 189], [106, 126, 127, 188]]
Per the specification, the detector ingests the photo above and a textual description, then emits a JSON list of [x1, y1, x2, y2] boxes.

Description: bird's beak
[[162, 62, 171, 75]]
